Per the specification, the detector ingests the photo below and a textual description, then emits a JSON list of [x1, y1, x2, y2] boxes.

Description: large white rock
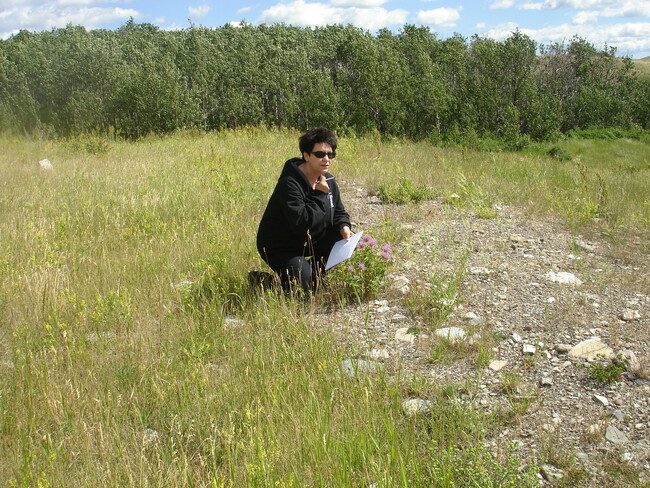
[[546, 271, 582, 287], [568, 338, 614, 360], [38, 158, 53, 170], [435, 326, 466, 342]]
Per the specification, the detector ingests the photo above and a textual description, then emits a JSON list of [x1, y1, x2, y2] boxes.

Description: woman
[[256, 127, 353, 294]]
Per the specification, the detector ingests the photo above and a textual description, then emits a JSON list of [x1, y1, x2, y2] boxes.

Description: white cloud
[[572, 1, 650, 23], [480, 21, 650, 57], [237, 6, 252, 15], [257, 0, 408, 31], [1, 3, 140, 38], [330, 0, 388, 6], [490, 0, 516, 8], [415, 7, 462, 27], [188, 5, 210, 19]]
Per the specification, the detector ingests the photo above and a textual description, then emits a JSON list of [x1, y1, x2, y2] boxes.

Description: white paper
[[325, 231, 363, 271]]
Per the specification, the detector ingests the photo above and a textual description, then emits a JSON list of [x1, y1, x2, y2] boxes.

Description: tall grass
[[1, 127, 648, 486]]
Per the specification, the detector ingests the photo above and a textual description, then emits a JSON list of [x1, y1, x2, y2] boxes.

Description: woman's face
[[302, 142, 335, 177]]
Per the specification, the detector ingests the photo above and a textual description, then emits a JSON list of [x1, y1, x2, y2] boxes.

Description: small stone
[[339, 359, 383, 378], [554, 344, 572, 354], [391, 313, 408, 323], [523, 344, 536, 355], [620, 309, 641, 322], [512, 332, 522, 343], [369, 348, 389, 359], [402, 398, 431, 416], [376, 305, 391, 313], [605, 425, 629, 444], [594, 394, 609, 406], [143, 428, 159, 444], [489, 360, 508, 372], [223, 316, 245, 328], [510, 234, 524, 243], [539, 376, 553, 387], [574, 239, 596, 252], [611, 409, 624, 421], [547, 296, 556, 303], [470, 267, 491, 276], [395, 328, 416, 344], [389, 275, 410, 294], [540, 464, 564, 481], [620, 452, 634, 462]]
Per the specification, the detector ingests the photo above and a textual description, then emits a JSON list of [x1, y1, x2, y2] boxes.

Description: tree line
[[1, 20, 648, 143]]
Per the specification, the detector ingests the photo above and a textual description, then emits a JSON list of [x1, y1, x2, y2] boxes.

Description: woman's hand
[[315, 175, 330, 193], [340, 225, 353, 240]]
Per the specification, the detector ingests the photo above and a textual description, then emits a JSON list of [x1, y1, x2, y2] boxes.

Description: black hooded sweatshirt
[[257, 157, 351, 261]]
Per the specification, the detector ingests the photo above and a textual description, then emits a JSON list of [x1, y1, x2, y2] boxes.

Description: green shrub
[[377, 178, 436, 204]]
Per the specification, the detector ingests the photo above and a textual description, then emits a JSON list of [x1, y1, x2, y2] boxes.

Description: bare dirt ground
[[322, 180, 650, 487]]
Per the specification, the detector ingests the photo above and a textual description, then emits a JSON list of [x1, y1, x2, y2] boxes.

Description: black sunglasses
[[311, 150, 336, 159]]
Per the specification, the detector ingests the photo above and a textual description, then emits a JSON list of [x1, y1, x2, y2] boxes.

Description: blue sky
[[1, 0, 649, 58]]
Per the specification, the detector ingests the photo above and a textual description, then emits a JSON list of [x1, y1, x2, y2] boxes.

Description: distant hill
[[632, 57, 650, 79]]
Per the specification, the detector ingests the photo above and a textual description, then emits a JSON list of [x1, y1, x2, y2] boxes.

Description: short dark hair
[[299, 127, 337, 156]]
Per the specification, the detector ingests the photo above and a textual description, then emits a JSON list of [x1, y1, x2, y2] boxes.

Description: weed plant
[[327, 233, 392, 302]]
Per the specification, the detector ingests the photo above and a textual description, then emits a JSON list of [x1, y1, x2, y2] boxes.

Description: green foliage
[[377, 177, 436, 204], [1, 24, 648, 142], [548, 146, 572, 161], [406, 248, 469, 328], [588, 358, 626, 383], [447, 173, 498, 218], [327, 234, 392, 302]]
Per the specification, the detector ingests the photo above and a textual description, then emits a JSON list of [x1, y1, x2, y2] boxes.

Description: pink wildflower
[[382, 244, 391, 252], [358, 263, 365, 270], [381, 252, 390, 259]]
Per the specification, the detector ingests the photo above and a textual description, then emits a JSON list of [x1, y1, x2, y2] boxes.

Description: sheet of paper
[[325, 231, 363, 271]]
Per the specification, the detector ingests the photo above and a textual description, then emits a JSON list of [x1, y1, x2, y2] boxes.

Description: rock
[[540, 464, 564, 481], [523, 344, 536, 355], [620, 309, 641, 322], [38, 158, 53, 170], [574, 239, 596, 252], [611, 409, 624, 421], [512, 332, 522, 343], [389, 275, 410, 294], [568, 338, 614, 360], [339, 358, 383, 378], [395, 328, 416, 344], [509, 234, 524, 243], [376, 305, 391, 313], [369, 348, 389, 359], [435, 326, 466, 342], [546, 271, 582, 287], [554, 344, 572, 354], [470, 267, 491, 276], [391, 313, 408, 323], [402, 398, 431, 416], [489, 360, 508, 371], [594, 394, 609, 406], [223, 316, 245, 328], [619, 349, 640, 375], [539, 376, 553, 387], [143, 428, 159, 444], [605, 425, 628, 444]]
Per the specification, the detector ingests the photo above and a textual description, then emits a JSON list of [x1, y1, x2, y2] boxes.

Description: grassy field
[[1, 128, 648, 487]]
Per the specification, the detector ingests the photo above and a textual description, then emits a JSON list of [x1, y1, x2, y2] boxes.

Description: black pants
[[260, 232, 339, 294]]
